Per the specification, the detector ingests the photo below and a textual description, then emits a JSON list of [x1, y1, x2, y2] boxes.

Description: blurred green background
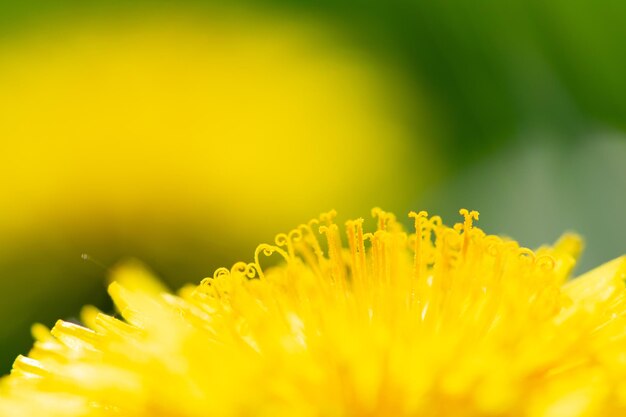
[[0, 1, 624, 373]]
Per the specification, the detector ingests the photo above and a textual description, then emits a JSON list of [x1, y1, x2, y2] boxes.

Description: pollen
[[1, 209, 625, 417]]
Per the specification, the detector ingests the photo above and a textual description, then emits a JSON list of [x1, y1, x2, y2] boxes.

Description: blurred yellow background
[[0, 1, 624, 372]]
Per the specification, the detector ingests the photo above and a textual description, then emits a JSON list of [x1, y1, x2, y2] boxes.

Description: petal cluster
[[1, 209, 625, 417]]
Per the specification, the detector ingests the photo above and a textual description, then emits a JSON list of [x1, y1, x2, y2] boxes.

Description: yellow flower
[[1, 209, 625, 417]]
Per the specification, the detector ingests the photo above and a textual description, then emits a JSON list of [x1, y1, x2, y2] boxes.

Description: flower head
[[1, 209, 625, 417]]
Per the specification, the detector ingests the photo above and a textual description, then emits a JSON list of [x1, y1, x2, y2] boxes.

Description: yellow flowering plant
[[1, 208, 625, 417]]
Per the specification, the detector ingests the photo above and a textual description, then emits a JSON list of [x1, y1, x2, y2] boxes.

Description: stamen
[[459, 208, 479, 257], [296, 221, 325, 275], [409, 210, 428, 283], [346, 218, 367, 287], [275, 229, 303, 260], [372, 207, 397, 232], [320, 210, 337, 227], [252, 244, 290, 279], [319, 223, 345, 285]]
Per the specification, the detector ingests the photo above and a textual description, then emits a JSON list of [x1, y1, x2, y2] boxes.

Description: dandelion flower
[[1, 208, 625, 417]]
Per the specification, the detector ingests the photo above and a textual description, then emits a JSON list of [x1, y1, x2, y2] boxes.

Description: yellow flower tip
[[459, 207, 479, 220], [563, 255, 626, 305], [108, 259, 169, 295], [79, 306, 102, 331], [553, 232, 585, 262], [30, 324, 51, 344], [319, 209, 337, 226], [2, 208, 626, 416], [408, 209, 428, 220], [458, 207, 479, 231]]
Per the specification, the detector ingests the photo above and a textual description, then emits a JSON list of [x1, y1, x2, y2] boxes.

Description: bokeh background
[[0, 1, 624, 373]]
